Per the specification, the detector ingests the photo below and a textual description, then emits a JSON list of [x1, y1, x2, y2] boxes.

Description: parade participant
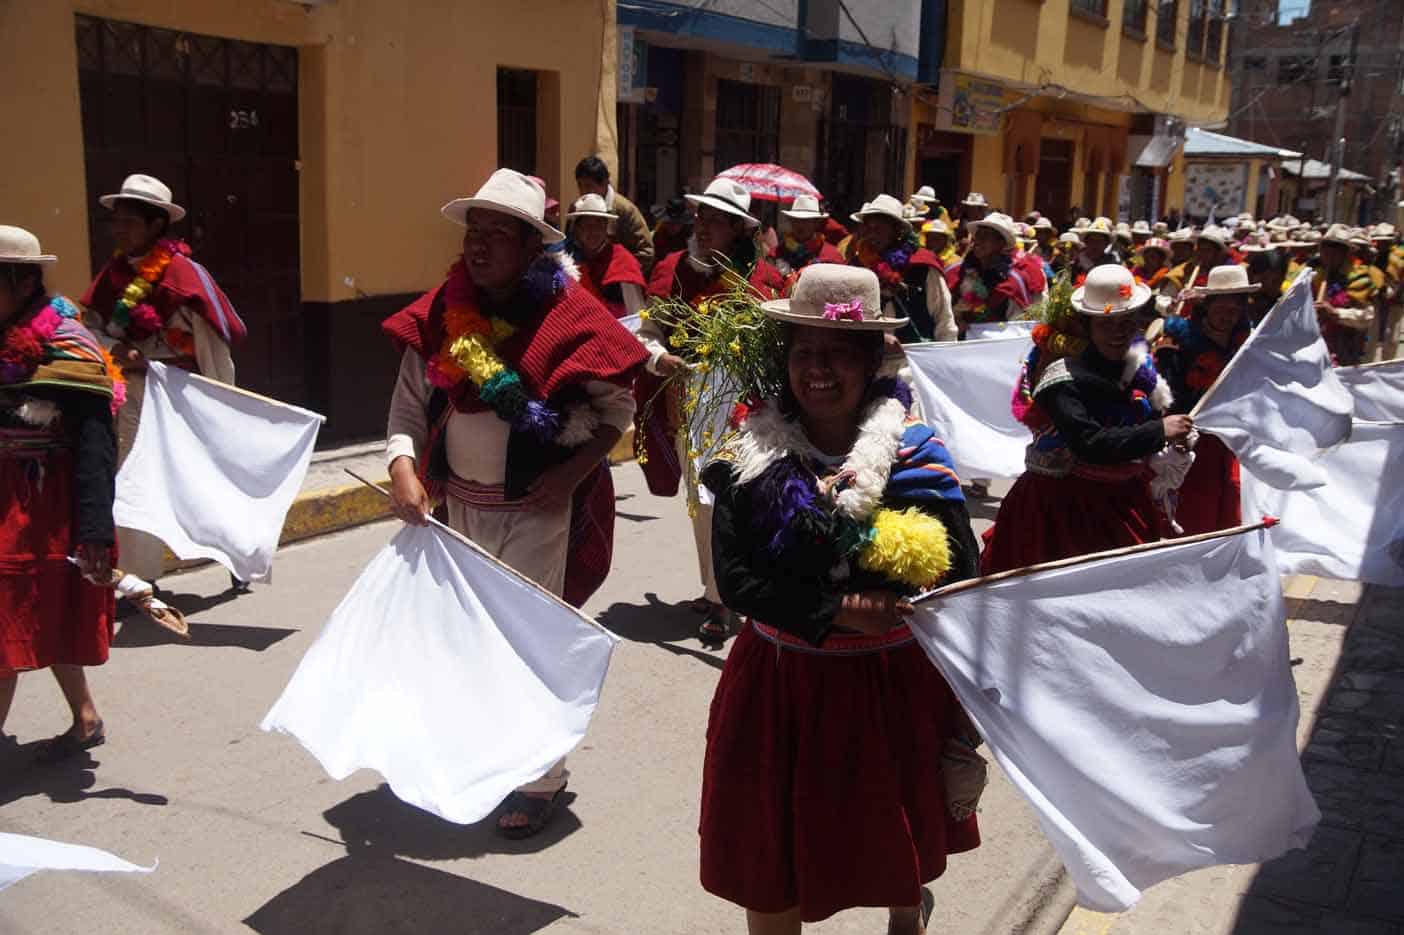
[[1245, 248, 1289, 322], [564, 194, 647, 319], [1053, 231, 1081, 274], [1113, 222, 1135, 263], [1131, 220, 1152, 248], [1033, 217, 1058, 263], [0, 226, 120, 762], [982, 265, 1192, 573], [920, 218, 960, 277], [642, 177, 784, 640], [1163, 226, 1232, 309], [910, 184, 949, 224], [652, 197, 694, 261], [382, 169, 647, 837], [81, 173, 246, 593], [949, 212, 1047, 337], [573, 156, 655, 271], [956, 192, 990, 248], [1130, 237, 1172, 290], [1371, 223, 1403, 355], [1155, 266, 1258, 535], [1313, 224, 1378, 366], [772, 195, 844, 288], [1168, 227, 1196, 268], [821, 205, 850, 247], [699, 265, 983, 933], [849, 194, 956, 344], [1073, 218, 1118, 282]]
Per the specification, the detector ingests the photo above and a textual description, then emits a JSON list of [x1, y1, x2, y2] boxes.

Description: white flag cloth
[[1336, 359, 1404, 421], [1192, 272, 1353, 490], [261, 524, 619, 824], [1243, 420, 1404, 585], [114, 362, 323, 582], [0, 833, 155, 892], [910, 528, 1319, 912], [905, 337, 1033, 480], [617, 313, 643, 334], [966, 319, 1038, 341], [690, 366, 736, 507]]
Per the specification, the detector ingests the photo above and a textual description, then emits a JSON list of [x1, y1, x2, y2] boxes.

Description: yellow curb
[[610, 425, 637, 464], [1057, 907, 1117, 935], [1283, 575, 1320, 600]]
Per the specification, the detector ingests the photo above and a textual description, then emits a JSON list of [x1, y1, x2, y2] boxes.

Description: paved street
[[0, 467, 1068, 935]]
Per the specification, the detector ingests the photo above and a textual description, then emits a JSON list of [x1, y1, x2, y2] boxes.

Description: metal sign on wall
[[934, 71, 1013, 135], [1184, 163, 1248, 219], [618, 26, 648, 104]]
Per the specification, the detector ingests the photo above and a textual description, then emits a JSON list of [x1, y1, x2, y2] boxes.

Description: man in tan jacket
[[573, 156, 655, 272]]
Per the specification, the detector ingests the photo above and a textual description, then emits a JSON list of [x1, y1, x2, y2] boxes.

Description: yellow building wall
[[1, 0, 613, 304]]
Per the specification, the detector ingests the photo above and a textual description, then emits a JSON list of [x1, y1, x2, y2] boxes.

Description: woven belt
[[441, 474, 545, 513], [750, 619, 916, 656], [0, 428, 68, 457]]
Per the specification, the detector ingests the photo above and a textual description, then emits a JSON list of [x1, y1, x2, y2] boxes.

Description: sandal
[[495, 784, 567, 840], [698, 609, 734, 643], [34, 721, 105, 765]]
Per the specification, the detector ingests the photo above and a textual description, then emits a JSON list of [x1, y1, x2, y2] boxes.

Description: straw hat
[[911, 185, 939, 205], [1196, 226, 1230, 249], [1140, 237, 1171, 258], [1071, 265, 1152, 316], [443, 168, 565, 243], [685, 178, 761, 228], [565, 193, 616, 221], [782, 195, 828, 220], [962, 192, 989, 208], [851, 194, 914, 233], [971, 212, 1019, 248], [0, 225, 58, 266], [99, 173, 187, 223], [1190, 265, 1261, 296], [761, 265, 905, 331]]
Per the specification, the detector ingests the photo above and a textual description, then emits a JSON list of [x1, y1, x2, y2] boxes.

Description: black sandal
[[34, 721, 105, 765], [495, 784, 567, 840], [698, 608, 734, 643]]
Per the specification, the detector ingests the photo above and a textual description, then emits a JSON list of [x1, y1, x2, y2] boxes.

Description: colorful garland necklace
[[425, 253, 579, 443], [107, 239, 190, 342], [855, 233, 920, 290]]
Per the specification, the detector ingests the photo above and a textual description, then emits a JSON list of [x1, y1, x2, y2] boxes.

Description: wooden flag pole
[[1342, 356, 1404, 371], [177, 366, 329, 424], [912, 517, 1279, 606], [344, 469, 615, 637]]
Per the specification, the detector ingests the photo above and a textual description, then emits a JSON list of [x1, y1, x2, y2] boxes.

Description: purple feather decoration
[[753, 457, 823, 555], [514, 399, 562, 442], [883, 239, 918, 269], [522, 254, 567, 303], [870, 376, 913, 412]]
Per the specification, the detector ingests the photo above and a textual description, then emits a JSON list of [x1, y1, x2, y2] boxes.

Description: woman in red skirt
[[0, 226, 120, 762], [699, 266, 983, 933], [983, 265, 1194, 573], [1153, 265, 1258, 535]]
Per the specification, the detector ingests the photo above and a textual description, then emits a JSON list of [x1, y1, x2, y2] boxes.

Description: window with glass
[[1187, 0, 1206, 57], [1205, 0, 1225, 65], [1156, 0, 1179, 47], [1070, 0, 1108, 19], [1123, 0, 1149, 34]]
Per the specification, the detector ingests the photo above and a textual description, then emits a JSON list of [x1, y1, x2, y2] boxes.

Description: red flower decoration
[[1118, 283, 1133, 299]]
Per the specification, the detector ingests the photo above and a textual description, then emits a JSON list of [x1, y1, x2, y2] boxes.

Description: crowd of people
[[2, 154, 1400, 934]]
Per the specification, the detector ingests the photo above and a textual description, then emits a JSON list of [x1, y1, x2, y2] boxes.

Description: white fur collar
[[551, 248, 580, 283], [728, 394, 909, 522]]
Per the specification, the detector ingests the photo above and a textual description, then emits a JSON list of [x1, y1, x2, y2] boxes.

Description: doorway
[[1035, 139, 1074, 224]]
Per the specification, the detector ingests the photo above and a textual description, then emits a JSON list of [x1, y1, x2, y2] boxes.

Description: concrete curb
[[278, 478, 392, 546], [981, 851, 1077, 935]]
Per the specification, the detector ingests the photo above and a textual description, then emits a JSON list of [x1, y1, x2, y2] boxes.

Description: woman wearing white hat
[[564, 194, 647, 319], [0, 226, 122, 763], [1162, 226, 1232, 307], [772, 195, 845, 287], [640, 176, 784, 639], [381, 169, 649, 837], [1313, 224, 1379, 365], [82, 173, 247, 590], [698, 264, 983, 933], [850, 194, 957, 343], [983, 265, 1193, 573], [919, 218, 959, 276], [1073, 218, 1119, 281], [949, 212, 1048, 339], [1155, 266, 1258, 535]]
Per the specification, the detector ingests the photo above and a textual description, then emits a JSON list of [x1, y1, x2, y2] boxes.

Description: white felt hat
[[99, 173, 187, 223], [685, 178, 761, 228], [1071, 265, 1152, 317], [565, 193, 617, 220], [851, 194, 914, 233], [762, 264, 905, 331], [1189, 265, 1261, 296], [911, 185, 939, 204], [0, 225, 57, 266], [782, 194, 828, 220], [442, 169, 565, 243], [971, 212, 1019, 248]]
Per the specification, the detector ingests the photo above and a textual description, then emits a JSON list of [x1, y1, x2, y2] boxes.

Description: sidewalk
[[1056, 577, 1404, 935]]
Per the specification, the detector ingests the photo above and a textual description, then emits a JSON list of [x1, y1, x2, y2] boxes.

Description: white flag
[[966, 319, 1038, 341], [617, 312, 644, 334], [910, 528, 1319, 912], [1243, 420, 1404, 585], [1336, 359, 1404, 421], [1193, 272, 1353, 490], [261, 524, 618, 825], [0, 832, 155, 892], [114, 362, 323, 582], [905, 337, 1033, 480]]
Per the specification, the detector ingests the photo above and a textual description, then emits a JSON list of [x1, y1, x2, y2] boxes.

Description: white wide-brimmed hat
[[1071, 265, 1152, 317], [971, 212, 1019, 248], [911, 185, 939, 205], [962, 192, 989, 208], [1196, 226, 1230, 249], [922, 218, 952, 237], [903, 199, 930, 220], [566, 193, 616, 221], [0, 225, 58, 266], [1082, 217, 1114, 240], [1033, 217, 1055, 232], [1169, 226, 1196, 243], [1153, 221, 1169, 235], [443, 168, 565, 243], [851, 194, 913, 233], [685, 178, 761, 228], [762, 264, 905, 331], [99, 173, 187, 223], [1131, 220, 1152, 235], [1058, 231, 1082, 246], [1190, 265, 1261, 296], [1321, 223, 1355, 247], [1072, 216, 1092, 233], [1370, 222, 1398, 241], [782, 194, 828, 220]]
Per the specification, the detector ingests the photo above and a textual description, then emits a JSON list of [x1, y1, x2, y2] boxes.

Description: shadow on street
[[0, 746, 169, 809]]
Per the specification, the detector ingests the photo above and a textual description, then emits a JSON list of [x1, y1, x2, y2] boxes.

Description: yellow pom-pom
[[857, 507, 952, 590], [449, 333, 506, 384]]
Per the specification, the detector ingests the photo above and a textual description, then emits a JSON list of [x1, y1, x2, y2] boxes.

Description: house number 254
[[228, 109, 260, 129]]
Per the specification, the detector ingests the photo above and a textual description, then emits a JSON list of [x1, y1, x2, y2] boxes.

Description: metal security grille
[[74, 14, 304, 405], [715, 79, 780, 173]]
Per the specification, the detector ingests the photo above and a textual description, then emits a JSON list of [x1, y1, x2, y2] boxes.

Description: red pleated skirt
[[1, 436, 115, 676], [1168, 434, 1241, 537], [699, 621, 980, 923], [980, 470, 1159, 574]]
